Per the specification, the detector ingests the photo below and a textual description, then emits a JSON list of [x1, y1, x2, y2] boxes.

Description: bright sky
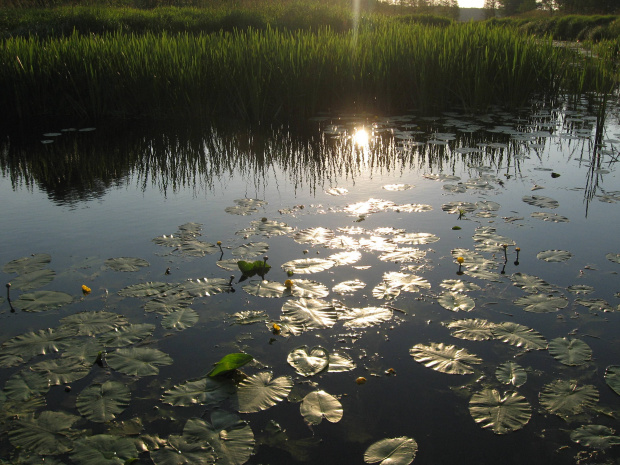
[[458, 0, 485, 7]]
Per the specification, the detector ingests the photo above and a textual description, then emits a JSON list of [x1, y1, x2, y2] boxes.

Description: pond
[[1, 97, 620, 465]]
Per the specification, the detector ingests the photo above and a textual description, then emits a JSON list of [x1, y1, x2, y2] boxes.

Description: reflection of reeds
[[0, 22, 614, 122]]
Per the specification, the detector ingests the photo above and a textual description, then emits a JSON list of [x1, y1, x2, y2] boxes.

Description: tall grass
[[0, 22, 615, 123]]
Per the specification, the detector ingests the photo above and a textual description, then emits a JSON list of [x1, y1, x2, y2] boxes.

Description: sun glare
[[352, 128, 370, 148]]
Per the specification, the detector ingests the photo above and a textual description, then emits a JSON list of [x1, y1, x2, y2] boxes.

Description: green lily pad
[[469, 389, 531, 434], [208, 353, 253, 377], [178, 240, 219, 257], [106, 347, 173, 377], [104, 257, 150, 272], [522, 195, 559, 209], [409, 342, 481, 375], [539, 379, 598, 419], [145, 292, 193, 314], [162, 376, 234, 407], [118, 282, 174, 298], [300, 390, 343, 425], [237, 260, 271, 276], [3, 253, 51, 274], [4, 370, 50, 401], [71, 434, 138, 465], [97, 323, 155, 348], [492, 322, 547, 350], [10, 269, 55, 291], [287, 346, 329, 377], [150, 434, 215, 465], [437, 291, 475, 312], [446, 319, 497, 341], [30, 357, 90, 385], [605, 366, 620, 396], [495, 361, 527, 387], [606, 253, 620, 264], [514, 294, 568, 313], [1, 328, 74, 360], [59, 311, 128, 336], [548, 338, 592, 366], [13, 290, 73, 312], [9, 410, 80, 455], [570, 425, 620, 449], [536, 250, 573, 262], [161, 308, 199, 330], [364, 437, 418, 465], [232, 242, 269, 258], [76, 381, 131, 423], [235, 372, 293, 413]]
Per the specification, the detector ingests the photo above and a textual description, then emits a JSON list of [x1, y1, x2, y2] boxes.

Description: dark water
[[1, 99, 620, 465]]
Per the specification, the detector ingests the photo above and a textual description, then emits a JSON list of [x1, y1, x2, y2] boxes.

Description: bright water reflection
[[0, 98, 619, 465]]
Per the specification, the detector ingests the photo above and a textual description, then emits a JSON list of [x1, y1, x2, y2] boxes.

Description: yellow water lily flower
[[272, 323, 281, 334], [81, 285, 91, 294], [284, 279, 294, 289], [456, 257, 465, 264]]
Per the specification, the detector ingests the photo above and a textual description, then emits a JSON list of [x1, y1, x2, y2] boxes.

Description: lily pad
[[178, 277, 232, 297], [162, 376, 234, 407], [328, 351, 356, 372], [539, 379, 598, 419], [232, 242, 269, 259], [371, 282, 401, 300], [606, 253, 620, 264], [384, 272, 430, 293], [393, 233, 439, 245], [1, 328, 73, 360], [531, 212, 569, 222], [150, 434, 215, 465], [161, 308, 199, 331], [605, 366, 620, 396], [340, 306, 393, 328], [293, 227, 335, 245], [287, 346, 329, 377], [237, 219, 293, 237], [30, 357, 90, 385], [4, 370, 50, 401], [332, 279, 366, 295], [570, 425, 620, 449], [409, 342, 481, 375], [286, 279, 330, 298], [235, 372, 293, 413], [446, 319, 496, 341], [492, 322, 547, 350], [118, 282, 174, 298], [59, 312, 127, 337], [145, 292, 193, 314], [536, 250, 573, 262], [514, 294, 568, 313], [328, 250, 362, 266], [106, 347, 173, 377], [440, 279, 480, 292], [242, 280, 286, 298], [97, 323, 155, 348], [71, 434, 138, 465], [379, 248, 426, 263], [300, 390, 343, 425], [13, 290, 73, 312], [510, 273, 553, 293], [3, 253, 51, 274], [363, 437, 418, 465], [548, 338, 592, 366], [76, 381, 130, 423], [179, 240, 219, 257], [522, 195, 559, 209], [281, 258, 335, 274], [10, 269, 55, 291], [437, 292, 475, 312], [469, 389, 531, 434], [104, 257, 149, 272], [281, 298, 337, 332], [495, 362, 527, 387], [9, 410, 80, 455], [208, 353, 253, 377]]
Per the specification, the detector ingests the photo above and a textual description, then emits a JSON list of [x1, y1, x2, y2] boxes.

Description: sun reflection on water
[[352, 127, 370, 148]]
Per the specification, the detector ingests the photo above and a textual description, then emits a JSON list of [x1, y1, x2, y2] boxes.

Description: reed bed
[[0, 22, 615, 123]]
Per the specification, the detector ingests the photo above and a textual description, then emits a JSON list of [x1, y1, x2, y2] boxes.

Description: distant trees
[[485, 0, 618, 15]]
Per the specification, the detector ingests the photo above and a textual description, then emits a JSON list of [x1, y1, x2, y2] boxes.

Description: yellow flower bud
[[284, 279, 293, 289], [456, 257, 465, 264], [82, 285, 91, 294]]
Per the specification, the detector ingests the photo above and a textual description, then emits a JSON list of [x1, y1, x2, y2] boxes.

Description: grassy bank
[[1, 20, 615, 124]]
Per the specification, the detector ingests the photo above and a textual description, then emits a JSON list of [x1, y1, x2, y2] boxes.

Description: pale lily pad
[[514, 294, 568, 313], [9, 410, 80, 455], [332, 279, 366, 295], [179, 240, 219, 256], [30, 357, 90, 385], [469, 389, 531, 434], [328, 250, 362, 266], [3, 253, 51, 274], [567, 284, 594, 295], [150, 434, 215, 465], [606, 253, 620, 264], [161, 376, 234, 407], [106, 347, 173, 377], [327, 235, 360, 249], [531, 212, 569, 222], [10, 269, 55, 291], [511, 273, 553, 293], [281, 258, 335, 274], [71, 434, 138, 465], [570, 425, 620, 449], [539, 380, 598, 419], [235, 372, 293, 413], [145, 292, 193, 314], [393, 232, 439, 245], [281, 298, 337, 331], [152, 234, 183, 247], [225, 198, 266, 215], [409, 342, 481, 375], [446, 319, 496, 341], [59, 311, 128, 336], [76, 381, 130, 423], [495, 362, 527, 387], [217, 258, 242, 271], [293, 227, 335, 245], [340, 306, 392, 328], [437, 292, 475, 312], [300, 390, 343, 425], [383, 183, 414, 191], [384, 272, 430, 292], [440, 279, 480, 292], [1, 328, 73, 360], [287, 346, 329, 377], [237, 219, 293, 237], [442, 202, 477, 214], [363, 437, 418, 465], [183, 412, 254, 465], [241, 280, 289, 299], [326, 187, 348, 195], [359, 236, 398, 252], [98, 323, 155, 347], [161, 308, 199, 330], [522, 195, 559, 209], [379, 248, 426, 263], [371, 282, 401, 300], [231, 241, 269, 258], [104, 257, 149, 272], [328, 351, 356, 372], [230, 310, 268, 325], [536, 250, 573, 262], [13, 290, 73, 312], [605, 366, 620, 396], [548, 338, 592, 366], [118, 282, 174, 298], [492, 322, 547, 350], [392, 203, 432, 213], [575, 298, 615, 312], [345, 198, 396, 215], [177, 277, 232, 297], [286, 279, 330, 298]]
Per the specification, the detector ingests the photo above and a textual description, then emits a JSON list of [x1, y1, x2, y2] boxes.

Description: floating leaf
[[118, 282, 174, 298], [30, 357, 90, 385], [281, 258, 335, 274], [437, 292, 475, 312], [150, 434, 215, 465], [232, 242, 269, 258], [442, 202, 477, 214], [514, 294, 568, 313], [548, 338, 592, 366], [531, 212, 569, 222], [235, 372, 293, 413], [9, 411, 80, 455], [536, 250, 573, 262], [286, 279, 330, 298], [76, 381, 130, 423], [492, 322, 547, 350], [145, 292, 193, 314], [340, 306, 392, 328], [511, 273, 553, 293], [446, 319, 496, 341], [440, 279, 480, 293], [605, 366, 620, 396], [161, 308, 199, 331], [392, 203, 432, 213], [183, 412, 254, 465], [242, 280, 285, 298], [98, 323, 155, 348], [332, 279, 366, 295], [294, 227, 335, 245], [281, 298, 337, 332], [326, 187, 348, 196], [383, 183, 414, 191], [539, 380, 598, 418], [162, 376, 234, 407], [606, 253, 620, 264], [10, 269, 55, 291], [152, 234, 183, 248], [59, 311, 128, 336], [1, 328, 73, 360], [178, 277, 232, 297], [328, 250, 362, 266], [409, 342, 481, 375], [106, 347, 173, 377], [522, 195, 559, 209], [393, 233, 439, 245], [345, 198, 396, 215], [71, 434, 138, 465], [567, 284, 594, 295], [328, 351, 356, 372], [363, 437, 418, 465], [287, 346, 329, 377], [237, 219, 293, 237], [104, 257, 149, 272], [371, 282, 401, 300], [570, 425, 620, 449], [379, 248, 426, 263], [3, 253, 51, 274], [495, 362, 527, 387], [179, 240, 219, 257], [230, 310, 268, 325], [13, 290, 73, 312], [300, 390, 343, 425], [469, 389, 531, 434], [384, 272, 430, 293], [4, 370, 50, 401], [208, 353, 253, 377]]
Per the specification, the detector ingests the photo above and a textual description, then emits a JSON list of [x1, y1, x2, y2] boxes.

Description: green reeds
[[0, 22, 616, 123]]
